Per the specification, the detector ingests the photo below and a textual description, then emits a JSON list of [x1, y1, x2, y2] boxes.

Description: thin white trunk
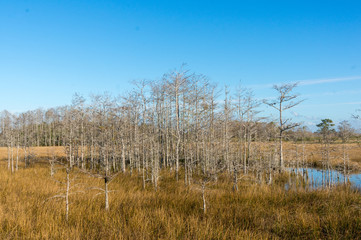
[[202, 183, 207, 214], [66, 168, 70, 222], [16, 144, 19, 171], [105, 177, 109, 211]]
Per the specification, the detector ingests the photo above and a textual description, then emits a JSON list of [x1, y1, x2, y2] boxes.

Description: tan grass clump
[[0, 161, 360, 239]]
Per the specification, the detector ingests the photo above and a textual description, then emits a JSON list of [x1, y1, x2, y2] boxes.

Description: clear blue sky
[[1, 0, 361, 129]]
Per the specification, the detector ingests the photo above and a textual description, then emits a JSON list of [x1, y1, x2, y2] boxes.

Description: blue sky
[[1, 0, 361, 129]]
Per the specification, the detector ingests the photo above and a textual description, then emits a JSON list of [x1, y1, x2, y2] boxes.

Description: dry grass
[[0, 146, 65, 160], [0, 161, 360, 239], [282, 142, 361, 172], [1, 142, 361, 172]]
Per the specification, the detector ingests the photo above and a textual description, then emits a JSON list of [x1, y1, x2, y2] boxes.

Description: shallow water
[[286, 168, 361, 189]]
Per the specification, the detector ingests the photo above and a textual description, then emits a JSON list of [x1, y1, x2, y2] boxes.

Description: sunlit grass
[[0, 161, 360, 239]]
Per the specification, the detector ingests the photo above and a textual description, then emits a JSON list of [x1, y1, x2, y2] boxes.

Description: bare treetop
[[264, 83, 304, 111]]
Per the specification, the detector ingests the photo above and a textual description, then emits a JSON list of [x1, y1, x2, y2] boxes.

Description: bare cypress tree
[[1, 110, 13, 171], [165, 66, 191, 181], [14, 115, 21, 171], [85, 93, 120, 211], [193, 167, 224, 214], [45, 147, 84, 222], [150, 81, 168, 190], [223, 86, 232, 173], [233, 88, 262, 188], [263, 83, 303, 172], [133, 80, 151, 189], [72, 94, 87, 169], [19, 112, 30, 168]]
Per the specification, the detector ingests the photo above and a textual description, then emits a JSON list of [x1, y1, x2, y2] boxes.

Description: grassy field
[[0, 160, 361, 239], [0, 145, 361, 239], [1, 142, 360, 172]]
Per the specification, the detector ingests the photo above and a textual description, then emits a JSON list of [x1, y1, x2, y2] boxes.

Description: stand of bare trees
[[1, 68, 360, 201]]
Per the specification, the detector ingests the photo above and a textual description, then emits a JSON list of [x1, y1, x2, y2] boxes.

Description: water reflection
[[286, 168, 361, 189]]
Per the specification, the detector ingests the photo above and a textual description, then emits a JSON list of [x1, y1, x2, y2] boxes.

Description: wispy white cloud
[[291, 111, 299, 117], [291, 111, 318, 121], [305, 121, 317, 127], [249, 76, 361, 89], [298, 76, 361, 86], [302, 101, 361, 107], [303, 89, 361, 98]]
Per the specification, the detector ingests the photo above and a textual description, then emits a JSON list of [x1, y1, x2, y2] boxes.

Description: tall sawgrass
[[0, 163, 360, 239]]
